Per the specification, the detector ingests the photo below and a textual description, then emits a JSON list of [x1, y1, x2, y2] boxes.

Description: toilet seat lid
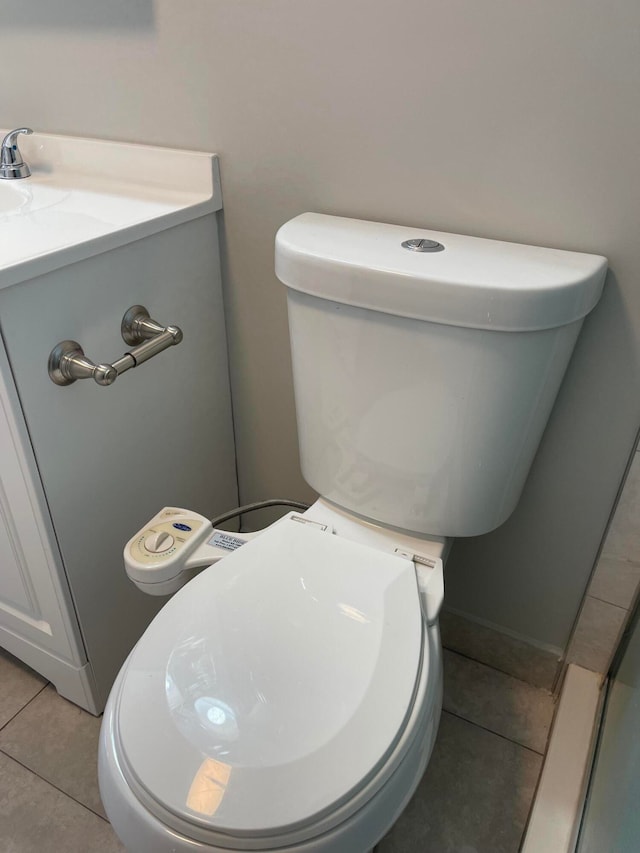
[[114, 517, 424, 840]]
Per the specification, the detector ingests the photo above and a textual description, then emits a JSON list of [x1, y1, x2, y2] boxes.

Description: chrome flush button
[[401, 238, 445, 252]]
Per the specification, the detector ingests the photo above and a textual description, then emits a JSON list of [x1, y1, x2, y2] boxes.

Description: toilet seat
[[109, 518, 427, 848]]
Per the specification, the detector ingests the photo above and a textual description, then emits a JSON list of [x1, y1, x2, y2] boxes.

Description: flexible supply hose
[[210, 499, 310, 529]]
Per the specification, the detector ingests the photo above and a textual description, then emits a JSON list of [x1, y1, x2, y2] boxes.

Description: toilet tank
[[275, 214, 607, 538]]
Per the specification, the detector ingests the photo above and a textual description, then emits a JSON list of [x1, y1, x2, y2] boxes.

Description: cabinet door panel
[[0, 500, 36, 614], [0, 345, 85, 663]]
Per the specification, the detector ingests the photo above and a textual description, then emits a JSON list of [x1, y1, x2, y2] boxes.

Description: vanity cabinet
[[0, 217, 238, 713], [0, 136, 238, 713]]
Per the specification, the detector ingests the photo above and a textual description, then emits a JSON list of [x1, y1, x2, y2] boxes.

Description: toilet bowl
[[99, 504, 446, 852], [99, 213, 607, 851]]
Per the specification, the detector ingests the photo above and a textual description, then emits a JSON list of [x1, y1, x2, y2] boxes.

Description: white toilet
[[99, 214, 607, 852]]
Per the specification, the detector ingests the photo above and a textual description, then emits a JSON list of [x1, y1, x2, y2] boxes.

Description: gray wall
[[2, 0, 639, 651]]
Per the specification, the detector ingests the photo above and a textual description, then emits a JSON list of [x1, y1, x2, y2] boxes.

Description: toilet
[[98, 214, 607, 852]]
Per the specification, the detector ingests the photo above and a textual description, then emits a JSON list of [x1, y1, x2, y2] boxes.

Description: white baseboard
[[443, 605, 564, 658], [0, 628, 100, 715]]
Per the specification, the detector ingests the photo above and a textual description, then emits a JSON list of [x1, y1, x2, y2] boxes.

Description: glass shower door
[[577, 606, 640, 852]]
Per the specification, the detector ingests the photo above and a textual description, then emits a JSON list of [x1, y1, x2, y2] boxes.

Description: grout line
[[0, 681, 48, 732], [442, 646, 556, 694], [586, 592, 631, 610], [0, 749, 110, 823], [584, 595, 628, 613], [442, 708, 547, 757]]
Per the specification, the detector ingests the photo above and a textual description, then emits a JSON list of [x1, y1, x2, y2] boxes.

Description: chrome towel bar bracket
[[48, 305, 183, 387]]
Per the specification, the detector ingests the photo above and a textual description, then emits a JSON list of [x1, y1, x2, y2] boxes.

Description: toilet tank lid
[[275, 213, 608, 332]]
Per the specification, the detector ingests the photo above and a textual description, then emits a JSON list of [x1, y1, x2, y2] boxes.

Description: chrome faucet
[[0, 127, 33, 179]]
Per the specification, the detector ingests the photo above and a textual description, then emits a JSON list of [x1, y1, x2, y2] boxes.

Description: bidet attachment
[[0, 127, 33, 179]]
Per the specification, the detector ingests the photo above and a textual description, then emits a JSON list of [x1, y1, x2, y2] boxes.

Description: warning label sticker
[[209, 532, 247, 552]]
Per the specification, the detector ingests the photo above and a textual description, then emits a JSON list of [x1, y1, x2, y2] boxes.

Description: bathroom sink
[[0, 180, 71, 216], [0, 130, 221, 289], [0, 182, 32, 214]]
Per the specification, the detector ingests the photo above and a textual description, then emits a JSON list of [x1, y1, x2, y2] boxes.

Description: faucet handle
[[0, 127, 33, 179], [2, 127, 33, 149]]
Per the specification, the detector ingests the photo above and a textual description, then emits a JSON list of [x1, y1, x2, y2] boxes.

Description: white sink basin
[[0, 182, 33, 214], [0, 180, 70, 216], [0, 131, 221, 289]]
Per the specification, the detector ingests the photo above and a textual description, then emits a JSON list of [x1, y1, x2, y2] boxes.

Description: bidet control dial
[[144, 531, 175, 554]]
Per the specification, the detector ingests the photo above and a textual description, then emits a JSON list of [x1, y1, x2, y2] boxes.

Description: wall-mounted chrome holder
[[48, 305, 183, 387]]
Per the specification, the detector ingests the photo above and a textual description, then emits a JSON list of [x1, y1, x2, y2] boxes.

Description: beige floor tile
[[0, 648, 46, 729], [0, 751, 124, 852], [377, 712, 542, 853], [588, 555, 640, 609], [440, 609, 561, 689], [601, 451, 640, 563], [443, 649, 555, 753], [0, 684, 106, 818], [567, 595, 627, 673]]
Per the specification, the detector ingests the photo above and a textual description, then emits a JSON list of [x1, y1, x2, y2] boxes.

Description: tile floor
[[565, 448, 640, 676], [0, 644, 555, 853]]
